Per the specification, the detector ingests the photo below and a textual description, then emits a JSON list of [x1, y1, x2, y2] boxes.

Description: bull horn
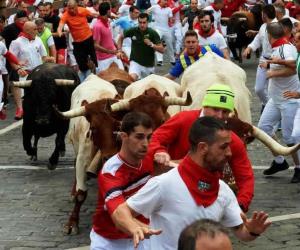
[[54, 79, 75, 86], [238, 17, 247, 21], [253, 126, 300, 156], [59, 106, 86, 119], [111, 100, 130, 112], [165, 91, 192, 106], [13, 80, 32, 88]]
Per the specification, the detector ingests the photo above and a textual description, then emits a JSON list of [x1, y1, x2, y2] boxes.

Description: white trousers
[[255, 65, 269, 105], [129, 61, 154, 79], [96, 56, 124, 74], [155, 28, 175, 63], [258, 99, 298, 145], [172, 23, 183, 55], [90, 229, 149, 250], [0, 75, 3, 111]]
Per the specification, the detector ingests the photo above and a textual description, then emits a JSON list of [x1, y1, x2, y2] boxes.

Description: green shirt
[[124, 27, 161, 67]]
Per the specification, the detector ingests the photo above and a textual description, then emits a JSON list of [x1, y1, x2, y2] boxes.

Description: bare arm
[[222, 48, 231, 60], [49, 45, 57, 62], [117, 34, 124, 50], [266, 58, 296, 69], [164, 73, 176, 80], [267, 67, 296, 78], [94, 40, 119, 55]]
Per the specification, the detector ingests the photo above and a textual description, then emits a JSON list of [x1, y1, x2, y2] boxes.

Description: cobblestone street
[[1, 58, 300, 249]]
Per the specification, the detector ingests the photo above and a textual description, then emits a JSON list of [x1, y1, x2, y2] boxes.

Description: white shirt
[[198, 30, 227, 50], [248, 18, 277, 62], [269, 43, 300, 104], [150, 5, 173, 31], [204, 5, 221, 31], [198, 0, 213, 8], [127, 168, 243, 250], [9, 36, 46, 71], [118, 4, 131, 17], [0, 41, 7, 74]]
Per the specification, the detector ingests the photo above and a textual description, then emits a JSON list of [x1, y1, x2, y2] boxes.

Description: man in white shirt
[[258, 22, 300, 183], [203, 0, 224, 33], [198, 0, 213, 9], [194, 10, 230, 59], [111, 117, 271, 250], [119, 0, 135, 17], [147, 0, 175, 65], [243, 4, 277, 110], [9, 21, 53, 120]]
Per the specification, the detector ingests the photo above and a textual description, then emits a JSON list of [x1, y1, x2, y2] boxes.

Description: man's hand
[[242, 47, 252, 58], [132, 226, 162, 248], [17, 68, 28, 77], [144, 38, 153, 47], [283, 91, 300, 99], [44, 56, 56, 63], [259, 61, 268, 69], [241, 211, 271, 236], [154, 152, 171, 166]]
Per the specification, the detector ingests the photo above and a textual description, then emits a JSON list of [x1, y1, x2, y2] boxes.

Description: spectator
[[204, 0, 224, 33], [183, 0, 199, 30], [7, 0, 29, 25]]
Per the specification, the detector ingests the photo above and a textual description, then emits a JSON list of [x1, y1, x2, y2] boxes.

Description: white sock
[[274, 156, 285, 164]]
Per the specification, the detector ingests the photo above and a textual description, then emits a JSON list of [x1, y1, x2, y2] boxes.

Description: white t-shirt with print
[[127, 167, 243, 250], [269, 43, 300, 104]]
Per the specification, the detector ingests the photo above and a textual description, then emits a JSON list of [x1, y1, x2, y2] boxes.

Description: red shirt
[[286, 2, 300, 19], [92, 153, 153, 239], [148, 109, 254, 211], [222, 0, 245, 18]]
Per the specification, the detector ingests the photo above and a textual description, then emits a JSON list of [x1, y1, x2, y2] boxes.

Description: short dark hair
[[129, 5, 139, 12], [0, 15, 6, 23], [15, 10, 28, 19], [279, 18, 293, 32], [99, 2, 111, 16], [121, 112, 153, 135], [197, 10, 214, 23], [178, 219, 229, 250], [189, 117, 229, 152], [138, 12, 149, 21], [267, 22, 285, 39], [262, 4, 276, 20], [184, 30, 198, 40]]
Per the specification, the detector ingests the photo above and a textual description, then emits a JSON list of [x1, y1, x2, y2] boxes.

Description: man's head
[[67, 0, 79, 16], [138, 13, 149, 31], [15, 10, 28, 29], [189, 117, 231, 172], [129, 6, 140, 20], [190, 0, 198, 11], [274, 3, 285, 20], [295, 32, 300, 52], [43, 2, 53, 17], [120, 112, 153, 161], [262, 4, 276, 23], [214, 0, 224, 10], [279, 18, 293, 38], [184, 30, 199, 55], [267, 22, 285, 44], [202, 84, 235, 120], [23, 21, 38, 39], [17, 0, 29, 12], [178, 219, 232, 250], [35, 18, 45, 33], [198, 10, 214, 32], [99, 1, 111, 17], [159, 0, 168, 7]]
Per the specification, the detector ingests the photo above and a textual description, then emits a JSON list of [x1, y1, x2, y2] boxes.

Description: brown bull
[[58, 89, 192, 235], [97, 62, 134, 97]]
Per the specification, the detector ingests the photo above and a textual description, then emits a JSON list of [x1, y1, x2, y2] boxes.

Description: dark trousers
[[73, 36, 98, 72]]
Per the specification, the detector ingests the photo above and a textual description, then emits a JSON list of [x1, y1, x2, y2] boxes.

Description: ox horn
[[59, 106, 86, 119], [165, 91, 192, 106], [253, 126, 300, 156], [111, 100, 130, 112], [238, 17, 247, 21], [54, 79, 75, 86], [13, 80, 32, 88]]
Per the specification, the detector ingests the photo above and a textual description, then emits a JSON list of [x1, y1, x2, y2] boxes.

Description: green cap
[[202, 84, 235, 111]]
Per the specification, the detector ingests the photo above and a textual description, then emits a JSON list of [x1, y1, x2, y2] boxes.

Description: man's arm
[[266, 67, 296, 79], [165, 73, 177, 80], [222, 48, 231, 60], [229, 132, 254, 212]]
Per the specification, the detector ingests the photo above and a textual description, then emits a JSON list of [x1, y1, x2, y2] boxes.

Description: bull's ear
[[81, 100, 88, 106], [114, 94, 122, 100], [104, 100, 112, 113], [163, 91, 169, 98]]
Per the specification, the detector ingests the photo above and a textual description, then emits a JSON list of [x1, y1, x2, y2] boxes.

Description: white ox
[[181, 52, 252, 123], [61, 74, 120, 235], [123, 74, 183, 116]]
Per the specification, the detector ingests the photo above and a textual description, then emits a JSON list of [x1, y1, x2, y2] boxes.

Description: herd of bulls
[[12, 52, 300, 234]]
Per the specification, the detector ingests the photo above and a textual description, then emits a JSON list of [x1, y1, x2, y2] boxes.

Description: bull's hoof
[[86, 170, 98, 179], [47, 162, 57, 170], [30, 155, 37, 161], [59, 151, 65, 157], [63, 223, 79, 235]]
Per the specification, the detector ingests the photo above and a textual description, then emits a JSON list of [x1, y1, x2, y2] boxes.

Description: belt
[[263, 56, 271, 60]]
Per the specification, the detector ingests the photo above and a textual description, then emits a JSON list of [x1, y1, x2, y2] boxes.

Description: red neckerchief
[[198, 25, 216, 39], [271, 37, 290, 48], [211, 3, 219, 11], [99, 16, 109, 28], [18, 32, 34, 41], [178, 155, 220, 207]]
